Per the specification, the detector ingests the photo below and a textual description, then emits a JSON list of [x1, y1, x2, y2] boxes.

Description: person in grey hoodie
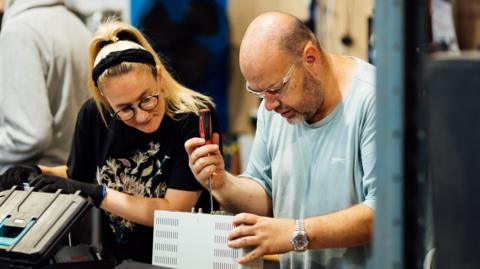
[[0, 0, 90, 173]]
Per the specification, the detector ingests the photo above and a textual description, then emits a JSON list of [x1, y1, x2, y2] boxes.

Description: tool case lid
[[0, 187, 91, 266]]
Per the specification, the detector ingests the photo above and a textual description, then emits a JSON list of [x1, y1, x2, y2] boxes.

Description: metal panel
[[372, 0, 404, 268], [426, 58, 480, 269]]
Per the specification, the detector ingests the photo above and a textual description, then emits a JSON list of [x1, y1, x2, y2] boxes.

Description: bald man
[[185, 12, 376, 269]]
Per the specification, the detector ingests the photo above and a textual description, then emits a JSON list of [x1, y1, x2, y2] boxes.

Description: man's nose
[[264, 95, 280, 111]]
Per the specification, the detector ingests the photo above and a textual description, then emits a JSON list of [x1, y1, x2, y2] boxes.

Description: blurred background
[[4, 0, 480, 268], [63, 0, 377, 174]]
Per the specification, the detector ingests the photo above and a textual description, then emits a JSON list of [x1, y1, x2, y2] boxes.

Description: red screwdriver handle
[[199, 109, 212, 144]]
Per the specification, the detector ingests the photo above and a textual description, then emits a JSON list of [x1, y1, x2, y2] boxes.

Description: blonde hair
[[87, 20, 214, 124]]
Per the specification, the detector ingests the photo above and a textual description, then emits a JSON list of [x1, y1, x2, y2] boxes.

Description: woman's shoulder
[[168, 111, 198, 130], [77, 98, 111, 126], [79, 98, 98, 113]]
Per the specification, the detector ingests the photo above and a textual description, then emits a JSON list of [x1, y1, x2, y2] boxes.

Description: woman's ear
[[156, 65, 169, 96], [156, 65, 165, 93], [156, 65, 162, 81]]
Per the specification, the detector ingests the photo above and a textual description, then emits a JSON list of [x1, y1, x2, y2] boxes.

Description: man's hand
[[227, 213, 295, 264], [185, 133, 226, 190], [29, 175, 104, 207], [0, 164, 41, 191]]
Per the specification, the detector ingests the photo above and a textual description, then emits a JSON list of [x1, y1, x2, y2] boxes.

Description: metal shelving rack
[[372, 0, 405, 268], [373, 0, 480, 268]]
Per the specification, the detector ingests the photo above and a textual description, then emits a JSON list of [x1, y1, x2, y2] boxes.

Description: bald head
[[239, 12, 317, 79]]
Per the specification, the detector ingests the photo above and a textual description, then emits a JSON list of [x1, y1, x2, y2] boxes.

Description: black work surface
[[115, 260, 170, 269]]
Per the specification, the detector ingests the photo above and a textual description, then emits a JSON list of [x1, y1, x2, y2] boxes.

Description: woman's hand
[[29, 175, 104, 207], [0, 164, 41, 191]]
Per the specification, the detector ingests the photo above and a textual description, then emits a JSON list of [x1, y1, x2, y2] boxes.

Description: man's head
[[239, 12, 329, 124]]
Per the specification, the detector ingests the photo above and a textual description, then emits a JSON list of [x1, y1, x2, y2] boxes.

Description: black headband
[[92, 48, 156, 87]]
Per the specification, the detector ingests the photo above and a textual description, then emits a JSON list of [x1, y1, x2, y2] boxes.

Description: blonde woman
[[27, 21, 222, 263]]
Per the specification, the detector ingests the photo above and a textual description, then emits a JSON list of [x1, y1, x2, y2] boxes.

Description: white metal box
[[153, 211, 263, 269]]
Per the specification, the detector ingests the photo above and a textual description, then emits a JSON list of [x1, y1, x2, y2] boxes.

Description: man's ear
[[303, 41, 319, 67]]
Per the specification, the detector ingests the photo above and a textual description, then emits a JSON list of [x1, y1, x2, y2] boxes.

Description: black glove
[[0, 164, 42, 191], [29, 175, 105, 207]]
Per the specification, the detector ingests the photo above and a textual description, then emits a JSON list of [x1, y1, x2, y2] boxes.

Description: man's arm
[[185, 134, 272, 216], [228, 204, 374, 264], [214, 172, 272, 216], [305, 203, 373, 248]]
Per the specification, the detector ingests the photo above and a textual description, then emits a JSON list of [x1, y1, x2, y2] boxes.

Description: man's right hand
[[0, 164, 42, 191], [185, 133, 226, 190]]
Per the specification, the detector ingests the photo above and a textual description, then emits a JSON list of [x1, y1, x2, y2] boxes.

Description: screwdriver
[[199, 108, 214, 213]]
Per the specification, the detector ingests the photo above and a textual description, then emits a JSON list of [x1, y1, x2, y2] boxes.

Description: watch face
[[291, 232, 309, 251]]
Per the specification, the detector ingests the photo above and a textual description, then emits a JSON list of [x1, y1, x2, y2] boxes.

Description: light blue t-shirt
[[242, 58, 376, 269]]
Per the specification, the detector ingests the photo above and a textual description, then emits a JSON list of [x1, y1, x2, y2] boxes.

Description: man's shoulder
[[352, 57, 376, 88]]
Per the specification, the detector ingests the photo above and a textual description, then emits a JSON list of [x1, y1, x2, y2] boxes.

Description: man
[[0, 0, 90, 173], [185, 12, 376, 269]]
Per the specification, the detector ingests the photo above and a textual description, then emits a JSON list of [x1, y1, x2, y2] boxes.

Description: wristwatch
[[290, 219, 309, 252]]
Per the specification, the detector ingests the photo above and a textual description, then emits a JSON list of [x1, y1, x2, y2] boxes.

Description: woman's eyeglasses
[[111, 92, 160, 121]]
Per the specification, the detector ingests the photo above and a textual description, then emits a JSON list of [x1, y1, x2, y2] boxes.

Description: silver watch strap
[[296, 219, 305, 232]]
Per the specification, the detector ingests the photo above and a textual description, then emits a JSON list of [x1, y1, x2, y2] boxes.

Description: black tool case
[[0, 188, 91, 268]]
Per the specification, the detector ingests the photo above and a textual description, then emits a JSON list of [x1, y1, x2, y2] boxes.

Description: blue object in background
[[131, 0, 229, 132]]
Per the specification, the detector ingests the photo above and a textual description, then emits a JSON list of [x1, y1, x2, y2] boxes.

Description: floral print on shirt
[[95, 141, 170, 243]]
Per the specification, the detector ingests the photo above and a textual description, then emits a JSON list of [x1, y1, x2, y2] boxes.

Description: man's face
[[243, 56, 326, 124]]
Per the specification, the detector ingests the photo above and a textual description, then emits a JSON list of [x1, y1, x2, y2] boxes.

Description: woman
[[28, 21, 222, 263]]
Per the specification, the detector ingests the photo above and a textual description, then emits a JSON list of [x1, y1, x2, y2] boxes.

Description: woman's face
[[101, 66, 166, 133]]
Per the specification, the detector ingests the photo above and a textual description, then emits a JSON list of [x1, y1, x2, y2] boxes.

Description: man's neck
[[309, 54, 357, 123]]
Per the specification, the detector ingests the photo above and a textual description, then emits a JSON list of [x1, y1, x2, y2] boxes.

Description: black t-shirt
[[67, 99, 220, 263]]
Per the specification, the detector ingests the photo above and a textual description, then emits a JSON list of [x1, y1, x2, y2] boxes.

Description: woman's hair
[[87, 20, 214, 123]]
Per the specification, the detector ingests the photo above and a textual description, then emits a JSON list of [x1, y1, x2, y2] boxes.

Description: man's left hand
[[227, 213, 295, 264]]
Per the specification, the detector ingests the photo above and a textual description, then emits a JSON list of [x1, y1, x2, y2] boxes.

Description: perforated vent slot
[[153, 256, 178, 266], [214, 248, 239, 258], [156, 217, 179, 226], [213, 262, 237, 269], [214, 234, 228, 244], [215, 222, 233, 231], [155, 230, 178, 239], [154, 243, 178, 253], [153, 211, 263, 269]]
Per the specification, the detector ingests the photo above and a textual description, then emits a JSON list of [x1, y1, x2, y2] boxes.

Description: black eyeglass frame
[[110, 92, 160, 121]]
